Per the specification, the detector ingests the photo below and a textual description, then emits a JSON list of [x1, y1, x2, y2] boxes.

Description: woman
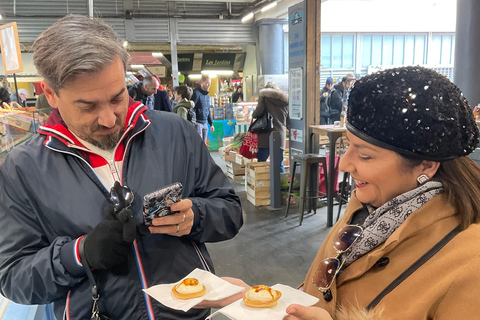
[[251, 82, 289, 173], [0, 87, 11, 108], [285, 66, 480, 319], [172, 85, 196, 125]]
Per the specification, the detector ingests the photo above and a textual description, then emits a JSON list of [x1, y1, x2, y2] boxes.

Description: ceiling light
[[188, 74, 202, 80], [0, 13, 3, 20], [241, 12, 254, 23], [201, 70, 234, 76], [261, 1, 277, 12], [126, 71, 134, 75], [130, 64, 145, 69], [152, 52, 163, 57], [122, 41, 128, 48]]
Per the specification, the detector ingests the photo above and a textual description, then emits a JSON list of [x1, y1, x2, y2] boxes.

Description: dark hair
[[175, 85, 189, 99], [400, 155, 480, 229], [0, 87, 10, 105]]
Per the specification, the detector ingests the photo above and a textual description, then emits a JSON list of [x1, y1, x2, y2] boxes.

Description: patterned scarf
[[343, 181, 443, 267]]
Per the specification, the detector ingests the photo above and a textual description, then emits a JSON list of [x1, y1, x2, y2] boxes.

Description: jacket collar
[[38, 102, 150, 154]]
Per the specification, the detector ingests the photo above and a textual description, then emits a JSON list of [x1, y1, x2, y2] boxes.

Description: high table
[[309, 125, 347, 227]]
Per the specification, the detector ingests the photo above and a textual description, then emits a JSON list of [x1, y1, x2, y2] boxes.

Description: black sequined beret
[[346, 66, 480, 161]]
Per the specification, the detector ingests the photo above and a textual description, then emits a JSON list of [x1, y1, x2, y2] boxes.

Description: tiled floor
[[207, 150, 339, 289]]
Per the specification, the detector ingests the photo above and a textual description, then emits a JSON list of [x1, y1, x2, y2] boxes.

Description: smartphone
[[143, 182, 183, 226]]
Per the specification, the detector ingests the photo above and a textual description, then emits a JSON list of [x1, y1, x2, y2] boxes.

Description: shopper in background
[[232, 86, 243, 103], [34, 93, 53, 115], [128, 75, 159, 110], [0, 15, 243, 320], [320, 77, 334, 125], [252, 82, 289, 173], [173, 84, 196, 125], [192, 75, 214, 143], [10, 88, 30, 106], [0, 87, 11, 108], [285, 66, 480, 320], [328, 73, 355, 123]]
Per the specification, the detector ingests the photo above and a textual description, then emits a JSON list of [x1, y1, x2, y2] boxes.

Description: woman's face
[[339, 131, 423, 208]]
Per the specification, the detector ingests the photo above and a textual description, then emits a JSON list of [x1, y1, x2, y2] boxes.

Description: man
[[0, 15, 242, 320], [191, 75, 214, 143], [320, 77, 333, 124], [128, 75, 159, 110], [328, 73, 356, 123], [10, 88, 30, 106], [232, 86, 243, 103]]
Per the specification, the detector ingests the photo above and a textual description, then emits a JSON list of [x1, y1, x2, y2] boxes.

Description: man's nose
[[98, 107, 117, 128]]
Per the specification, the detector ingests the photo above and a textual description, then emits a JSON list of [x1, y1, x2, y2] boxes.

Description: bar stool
[[285, 153, 328, 225]]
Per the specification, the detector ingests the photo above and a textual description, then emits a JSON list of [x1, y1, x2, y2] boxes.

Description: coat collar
[[259, 88, 289, 103]]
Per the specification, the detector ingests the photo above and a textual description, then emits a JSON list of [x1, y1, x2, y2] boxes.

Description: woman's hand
[[283, 304, 333, 320], [194, 277, 250, 309], [148, 199, 194, 236]]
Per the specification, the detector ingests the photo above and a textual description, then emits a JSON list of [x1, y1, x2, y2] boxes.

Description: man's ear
[[41, 81, 59, 109]]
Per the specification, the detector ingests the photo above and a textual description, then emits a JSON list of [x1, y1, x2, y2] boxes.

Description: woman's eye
[[359, 155, 371, 161]]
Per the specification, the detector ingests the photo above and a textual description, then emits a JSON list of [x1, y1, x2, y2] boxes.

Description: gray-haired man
[[0, 15, 242, 320]]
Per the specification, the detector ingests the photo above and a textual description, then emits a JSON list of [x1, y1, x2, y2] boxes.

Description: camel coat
[[303, 191, 480, 320]]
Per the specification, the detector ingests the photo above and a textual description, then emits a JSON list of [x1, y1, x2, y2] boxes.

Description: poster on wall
[[0, 22, 23, 74], [289, 67, 303, 119]]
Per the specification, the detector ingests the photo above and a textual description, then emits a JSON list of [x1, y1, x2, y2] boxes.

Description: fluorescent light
[[241, 12, 254, 23], [261, 1, 277, 12], [152, 52, 163, 57], [188, 74, 202, 80], [201, 70, 234, 76], [126, 71, 134, 75], [130, 64, 145, 69], [122, 41, 128, 48], [208, 74, 218, 78]]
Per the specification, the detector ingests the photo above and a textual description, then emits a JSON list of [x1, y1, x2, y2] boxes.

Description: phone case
[[143, 182, 183, 226]]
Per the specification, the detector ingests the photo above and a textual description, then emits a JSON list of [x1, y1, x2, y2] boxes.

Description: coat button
[[323, 289, 333, 302], [374, 257, 390, 268]]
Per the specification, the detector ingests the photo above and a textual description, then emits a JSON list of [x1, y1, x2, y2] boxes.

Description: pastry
[[172, 278, 206, 300], [243, 285, 282, 308]]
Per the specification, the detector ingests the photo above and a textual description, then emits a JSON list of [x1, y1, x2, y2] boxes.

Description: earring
[[417, 174, 429, 185]]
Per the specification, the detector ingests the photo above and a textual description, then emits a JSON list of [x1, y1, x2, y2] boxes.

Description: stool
[[285, 153, 328, 225], [336, 172, 352, 222]]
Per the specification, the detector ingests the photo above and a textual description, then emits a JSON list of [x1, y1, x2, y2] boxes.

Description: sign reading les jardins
[[201, 53, 236, 70]]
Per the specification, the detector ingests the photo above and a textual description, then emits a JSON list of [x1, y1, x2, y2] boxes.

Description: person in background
[[0, 14, 243, 320], [0, 87, 11, 108], [320, 77, 334, 125], [128, 75, 159, 110], [153, 76, 172, 112], [329, 73, 356, 123], [192, 75, 214, 143], [251, 82, 289, 173], [232, 86, 243, 103], [154, 75, 164, 91], [34, 93, 53, 115], [284, 66, 480, 320], [10, 88, 30, 107], [134, 74, 144, 82], [173, 85, 196, 125]]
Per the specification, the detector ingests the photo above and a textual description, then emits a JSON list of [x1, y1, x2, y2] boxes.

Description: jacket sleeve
[[185, 128, 243, 243], [207, 109, 213, 127], [251, 95, 266, 118], [178, 106, 188, 121], [0, 165, 85, 305], [331, 90, 343, 114]]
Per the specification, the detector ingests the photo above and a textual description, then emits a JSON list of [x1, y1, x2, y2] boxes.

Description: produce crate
[[225, 161, 245, 181], [245, 162, 271, 206]]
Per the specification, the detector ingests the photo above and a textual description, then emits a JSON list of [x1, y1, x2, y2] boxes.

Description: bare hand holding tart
[[172, 278, 206, 300], [243, 285, 282, 308]]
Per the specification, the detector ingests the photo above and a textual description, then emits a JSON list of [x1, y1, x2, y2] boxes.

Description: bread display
[[172, 278, 206, 300], [243, 285, 282, 308]]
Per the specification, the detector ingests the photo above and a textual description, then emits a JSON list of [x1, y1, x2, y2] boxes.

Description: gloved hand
[[82, 205, 137, 271]]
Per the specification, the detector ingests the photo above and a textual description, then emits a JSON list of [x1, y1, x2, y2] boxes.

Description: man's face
[[43, 57, 128, 150], [345, 79, 356, 91], [326, 83, 333, 90], [201, 78, 211, 91], [238, 87, 242, 93], [143, 79, 159, 96]]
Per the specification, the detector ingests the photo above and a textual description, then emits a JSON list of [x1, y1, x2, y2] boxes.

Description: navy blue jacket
[[0, 104, 242, 320], [192, 88, 213, 126]]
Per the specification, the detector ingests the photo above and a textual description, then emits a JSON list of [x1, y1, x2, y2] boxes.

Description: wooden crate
[[246, 189, 270, 206], [246, 162, 270, 182], [226, 171, 245, 181], [225, 161, 245, 176]]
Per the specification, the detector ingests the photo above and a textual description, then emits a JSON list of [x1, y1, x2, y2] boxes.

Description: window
[[393, 35, 405, 65], [332, 35, 343, 68], [362, 35, 372, 67], [321, 34, 355, 68], [414, 35, 426, 64], [430, 34, 455, 65], [383, 35, 394, 65], [321, 35, 331, 68], [343, 35, 354, 68], [371, 35, 383, 65]]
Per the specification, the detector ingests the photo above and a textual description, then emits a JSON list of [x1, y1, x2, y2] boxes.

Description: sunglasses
[[311, 225, 363, 293], [110, 181, 134, 214]]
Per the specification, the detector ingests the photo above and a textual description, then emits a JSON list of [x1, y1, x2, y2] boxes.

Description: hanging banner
[[0, 22, 23, 74], [201, 53, 236, 70], [165, 53, 195, 72]]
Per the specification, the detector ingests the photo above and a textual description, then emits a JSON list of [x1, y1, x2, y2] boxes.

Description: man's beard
[[85, 130, 123, 150]]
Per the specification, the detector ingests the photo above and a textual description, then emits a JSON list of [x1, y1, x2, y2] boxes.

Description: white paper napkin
[[143, 268, 245, 312], [206, 284, 319, 320]]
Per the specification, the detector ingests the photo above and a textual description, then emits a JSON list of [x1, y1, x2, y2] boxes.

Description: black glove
[[82, 206, 136, 271]]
